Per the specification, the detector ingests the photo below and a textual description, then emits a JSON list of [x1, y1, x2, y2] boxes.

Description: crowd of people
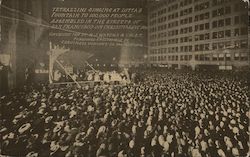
[[1, 69, 249, 157]]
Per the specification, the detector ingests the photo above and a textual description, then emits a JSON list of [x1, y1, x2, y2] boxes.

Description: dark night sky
[[49, 0, 148, 63]]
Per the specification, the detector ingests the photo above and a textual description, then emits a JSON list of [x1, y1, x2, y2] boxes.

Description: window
[[240, 54, 248, 61], [212, 10, 217, 17], [200, 34, 204, 40], [189, 27, 192, 32], [240, 27, 247, 35], [195, 35, 199, 41], [195, 25, 199, 31], [218, 8, 224, 16], [195, 45, 199, 51], [234, 16, 239, 24], [225, 6, 231, 14], [195, 55, 199, 60], [200, 24, 204, 30], [234, 41, 240, 48], [204, 12, 209, 19], [234, 28, 239, 36], [241, 14, 248, 24], [204, 33, 210, 40], [212, 43, 218, 50], [195, 15, 199, 21], [234, 53, 239, 60], [213, 32, 218, 39], [189, 46, 192, 52], [205, 23, 209, 29], [225, 30, 231, 37], [212, 21, 217, 28], [218, 31, 224, 38], [234, 4, 239, 12], [218, 19, 224, 27], [189, 17, 192, 23], [240, 40, 248, 48], [204, 44, 209, 51], [225, 18, 231, 25], [212, 0, 217, 6]]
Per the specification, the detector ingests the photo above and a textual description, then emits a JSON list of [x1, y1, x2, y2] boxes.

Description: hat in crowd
[[26, 151, 38, 157], [50, 141, 60, 152], [53, 125, 62, 133], [217, 149, 226, 157], [129, 140, 135, 148], [18, 123, 31, 134]]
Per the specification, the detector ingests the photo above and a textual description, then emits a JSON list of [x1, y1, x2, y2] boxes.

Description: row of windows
[[180, 46, 193, 52], [194, 12, 209, 22], [158, 24, 167, 31], [195, 44, 210, 51], [212, 28, 247, 39], [212, 0, 232, 6], [150, 27, 247, 40], [157, 40, 168, 46], [149, 0, 247, 19], [150, 55, 180, 62], [157, 8, 167, 16], [168, 29, 179, 37], [150, 47, 178, 55], [168, 38, 179, 44], [149, 19, 157, 26], [150, 40, 247, 54], [150, 14, 248, 35], [168, 12, 179, 20], [212, 41, 231, 50], [168, 21, 179, 28], [180, 7, 193, 16], [234, 3, 248, 12], [180, 26, 193, 34], [158, 32, 167, 38], [198, 40, 247, 51], [149, 34, 157, 40], [212, 6, 231, 17], [180, 0, 193, 7], [158, 16, 167, 23], [180, 36, 192, 43], [235, 14, 248, 25], [194, 23, 210, 31], [194, 2, 209, 12], [194, 33, 210, 41], [212, 30, 230, 39], [234, 40, 248, 49], [180, 55, 193, 61], [168, 4, 179, 12], [149, 0, 177, 12], [180, 17, 193, 25], [150, 53, 248, 62], [212, 18, 231, 28]]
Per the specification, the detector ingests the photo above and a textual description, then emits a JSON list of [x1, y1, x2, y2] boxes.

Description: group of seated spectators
[[1, 69, 249, 157]]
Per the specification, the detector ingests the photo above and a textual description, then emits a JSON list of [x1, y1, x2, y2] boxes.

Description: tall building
[[147, 0, 249, 70], [0, 0, 49, 90]]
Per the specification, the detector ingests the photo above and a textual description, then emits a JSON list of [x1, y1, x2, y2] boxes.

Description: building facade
[[1, 0, 49, 90], [147, 0, 249, 70]]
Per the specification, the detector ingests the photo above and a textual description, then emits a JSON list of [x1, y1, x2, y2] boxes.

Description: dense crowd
[[1, 70, 249, 157]]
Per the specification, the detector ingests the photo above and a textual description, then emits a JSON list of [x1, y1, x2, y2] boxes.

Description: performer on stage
[[94, 72, 101, 82], [103, 72, 110, 83]]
